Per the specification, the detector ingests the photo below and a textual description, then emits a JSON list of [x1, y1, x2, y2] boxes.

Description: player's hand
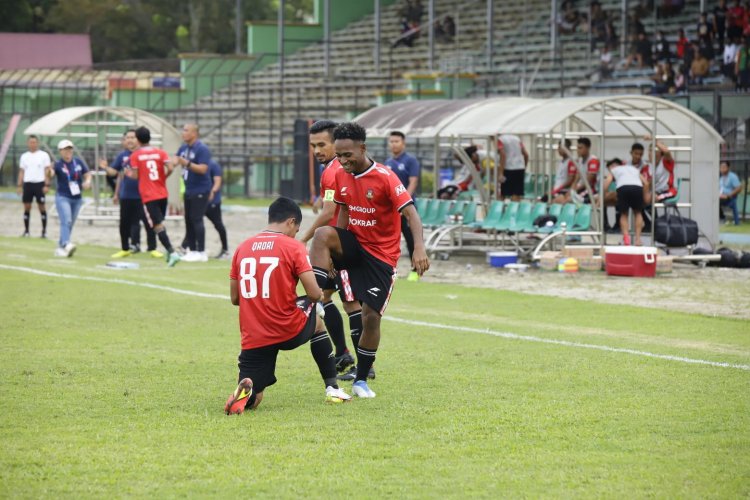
[[82, 180, 91, 191], [412, 247, 430, 277], [208, 191, 215, 202], [98, 158, 108, 170], [112, 195, 119, 205], [42, 185, 49, 194], [16, 186, 22, 196]]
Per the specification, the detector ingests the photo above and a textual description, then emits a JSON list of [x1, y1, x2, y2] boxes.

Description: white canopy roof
[[355, 95, 723, 142]]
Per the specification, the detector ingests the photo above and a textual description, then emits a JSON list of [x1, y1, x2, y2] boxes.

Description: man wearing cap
[[47, 139, 91, 257]]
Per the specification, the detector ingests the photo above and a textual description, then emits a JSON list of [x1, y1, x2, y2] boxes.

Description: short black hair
[[577, 137, 591, 148], [135, 126, 150, 144], [28, 134, 38, 141], [333, 122, 367, 143], [124, 129, 136, 136], [309, 119, 337, 137], [390, 130, 405, 140], [268, 196, 302, 225], [560, 139, 571, 148], [464, 145, 478, 157], [631, 142, 644, 152], [606, 158, 623, 167]]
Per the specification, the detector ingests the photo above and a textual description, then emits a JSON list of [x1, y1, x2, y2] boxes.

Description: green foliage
[[0, 236, 749, 497]]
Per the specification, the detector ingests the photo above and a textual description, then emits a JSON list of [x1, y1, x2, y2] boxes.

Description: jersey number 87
[[239, 257, 279, 299]]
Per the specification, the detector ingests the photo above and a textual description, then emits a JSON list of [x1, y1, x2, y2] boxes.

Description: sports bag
[[654, 205, 699, 247]]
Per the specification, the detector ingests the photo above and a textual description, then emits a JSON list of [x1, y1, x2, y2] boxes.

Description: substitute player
[[125, 127, 181, 267], [309, 122, 429, 398], [17, 135, 51, 238], [224, 197, 351, 414], [300, 120, 361, 380]]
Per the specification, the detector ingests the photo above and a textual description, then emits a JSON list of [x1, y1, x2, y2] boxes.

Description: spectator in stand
[[723, 36, 740, 81], [393, 18, 419, 48], [590, 1, 609, 50], [674, 64, 687, 92], [728, 0, 746, 40], [737, 36, 750, 91], [658, 0, 685, 18], [628, 12, 645, 37], [604, 20, 618, 50], [651, 62, 676, 94], [625, 31, 653, 69], [654, 30, 672, 61], [697, 12, 715, 60], [682, 40, 696, 79], [690, 45, 711, 85], [599, 45, 614, 79], [557, 0, 580, 35], [676, 28, 690, 60], [434, 15, 455, 43], [719, 161, 743, 225], [715, 0, 728, 53]]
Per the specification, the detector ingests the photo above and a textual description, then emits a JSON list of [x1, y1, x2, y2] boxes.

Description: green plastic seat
[[460, 201, 477, 225], [415, 197, 429, 218], [478, 200, 505, 230], [521, 202, 550, 232], [423, 199, 452, 227], [508, 201, 533, 232], [548, 203, 563, 218], [493, 201, 520, 231], [571, 204, 592, 230], [540, 203, 576, 233]]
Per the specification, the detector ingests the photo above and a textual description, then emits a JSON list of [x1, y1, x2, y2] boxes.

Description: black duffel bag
[[654, 205, 699, 247]]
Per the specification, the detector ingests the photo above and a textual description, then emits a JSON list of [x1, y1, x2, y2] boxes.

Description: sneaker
[[176, 246, 189, 256], [64, 242, 76, 257], [407, 270, 420, 281], [111, 249, 132, 259], [335, 352, 355, 373], [21, 232, 30, 238], [182, 251, 208, 263], [337, 365, 357, 381], [368, 366, 376, 380], [325, 386, 352, 403], [214, 250, 231, 260], [224, 378, 253, 415], [167, 252, 181, 267], [352, 380, 376, 398], [149, 249, 165, 259], [54, 247, 67, 257], [623, 234, 631, 246], [196, 251, 208, 262]]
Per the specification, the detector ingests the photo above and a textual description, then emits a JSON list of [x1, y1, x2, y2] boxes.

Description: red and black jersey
[[129, 146, 170, 203], [230, 230, 313, 349], [333, 162, 414, 267], [320, 158, 343, 226]]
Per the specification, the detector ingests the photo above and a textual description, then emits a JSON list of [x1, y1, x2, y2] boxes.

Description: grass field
[[1, 235, 749, 497]]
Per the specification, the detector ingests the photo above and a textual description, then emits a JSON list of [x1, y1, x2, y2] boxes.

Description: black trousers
[[119, 199, 156, 251], [205, 201, 228, 251], [401, 214, 414, 263], [182, 193, 209, 252]]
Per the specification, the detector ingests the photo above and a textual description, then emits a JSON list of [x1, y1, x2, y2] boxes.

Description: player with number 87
[[224, 196, 351, 414]]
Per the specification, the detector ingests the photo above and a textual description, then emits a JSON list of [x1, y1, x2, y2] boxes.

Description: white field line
[[2, 263, 749, 372]]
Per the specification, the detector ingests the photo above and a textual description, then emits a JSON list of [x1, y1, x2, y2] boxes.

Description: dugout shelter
[[354, 95, 723, 247]]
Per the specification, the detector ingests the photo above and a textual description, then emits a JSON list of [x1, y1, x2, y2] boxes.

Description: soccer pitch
[[1, 236, 748, 497]]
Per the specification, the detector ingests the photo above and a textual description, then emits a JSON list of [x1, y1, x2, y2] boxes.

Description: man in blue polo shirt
[[175, 123, 212, 262], [384, 130, 421, 281], [205, 159, 229, 259], [719, 160, 743, 226], [99, 130, 161, 259]]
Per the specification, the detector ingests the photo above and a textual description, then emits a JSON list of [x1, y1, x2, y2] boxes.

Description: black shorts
[[236, 297, 317, 393], [616, 185, 644, 213], [437, 185, 460, 199], [143, 199, 167, 228], [22, 182, 45, 204], [331, 227, 396, 315], [502, 169, 525, 197]]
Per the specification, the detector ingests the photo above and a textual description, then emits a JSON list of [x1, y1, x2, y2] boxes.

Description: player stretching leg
[[125, 127, 181, 267], [301, 120, 361, 379], [309, 122, 429, 398], [224, 197, 351, 414]]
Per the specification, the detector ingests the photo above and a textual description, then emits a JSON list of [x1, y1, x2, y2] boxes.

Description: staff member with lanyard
[[47, 139, 91, 257], [175, 123, 212, 262]]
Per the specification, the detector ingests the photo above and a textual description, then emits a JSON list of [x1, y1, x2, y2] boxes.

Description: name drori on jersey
[[251, 241, 275, 251]]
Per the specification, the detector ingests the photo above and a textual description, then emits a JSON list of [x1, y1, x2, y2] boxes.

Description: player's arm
[[299, 270, 323, 303], [82, 170, 92, 190], [175, 148, 209, 174], [209, 171, 222, 202], [401, 203, 430, 276], [643, 134, 672, 161], [336, 203, 349, 229], [301, 200, 336, 243], [97, 158, 119, 177], [603, 172, 614, 193], [498, 145, 507, 180], [113, 174, 122, 204], [229, 279, 240, 306], [521, 142, 529, 167], [16, 168, 24, 195]]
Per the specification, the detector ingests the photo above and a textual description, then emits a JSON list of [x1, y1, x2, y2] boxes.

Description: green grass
[[0, 236, 749, 497]]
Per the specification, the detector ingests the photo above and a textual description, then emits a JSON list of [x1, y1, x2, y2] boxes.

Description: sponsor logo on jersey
[[349, 205, 375, 214], [395, 184, 406, 196], [340, 186, 348, 196]]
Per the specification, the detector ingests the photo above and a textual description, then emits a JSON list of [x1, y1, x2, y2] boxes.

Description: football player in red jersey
[[309, 122, 429, 398], [125, 127, 181, 267], [300, 120, 362, 380], [224, 197, 351, 414]]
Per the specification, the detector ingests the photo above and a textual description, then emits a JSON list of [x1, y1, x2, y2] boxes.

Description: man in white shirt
[[17, 135, 52, 238], [497, 134, 529, 201]]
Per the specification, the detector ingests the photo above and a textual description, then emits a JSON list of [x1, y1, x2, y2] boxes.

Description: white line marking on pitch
[[2, 263, 749, 372]]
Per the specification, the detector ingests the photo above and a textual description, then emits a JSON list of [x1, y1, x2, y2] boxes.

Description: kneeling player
[[225, 197, 350, 414]]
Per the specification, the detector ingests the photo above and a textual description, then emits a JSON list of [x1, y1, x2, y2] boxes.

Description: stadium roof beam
[[353, 95, 723, 245]]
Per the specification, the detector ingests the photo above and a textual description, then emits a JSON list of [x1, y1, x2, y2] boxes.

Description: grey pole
[[551, 0, 558, 59], [620, 0, 627, 60], [374, 0, 381, 73], [278, 0, 285, 78], [428, 0, 435, 72], [235, 0, 242, 54], [486, 0, 494, 71], [324, 0, 331, 77]]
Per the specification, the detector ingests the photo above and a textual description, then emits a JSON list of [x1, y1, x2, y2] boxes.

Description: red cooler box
[[604, 246, 657, 277]]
